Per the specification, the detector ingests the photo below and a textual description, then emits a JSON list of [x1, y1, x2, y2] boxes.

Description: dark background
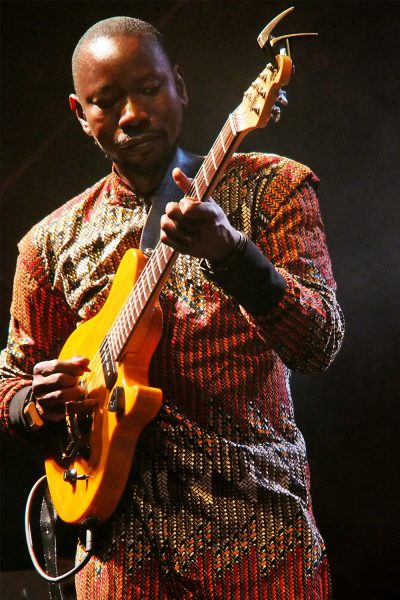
[[1, 1, 399, 599]]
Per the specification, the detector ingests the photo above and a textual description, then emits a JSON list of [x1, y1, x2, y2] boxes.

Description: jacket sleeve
[[206, 160, 344, 374], [247, 173, 345, 373], [0, 229, 75, 435]]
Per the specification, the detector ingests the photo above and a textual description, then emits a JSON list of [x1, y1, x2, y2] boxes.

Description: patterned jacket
[[0, 152, 344, 599]]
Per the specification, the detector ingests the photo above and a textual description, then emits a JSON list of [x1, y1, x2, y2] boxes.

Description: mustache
[[114, 131, 160, 148]]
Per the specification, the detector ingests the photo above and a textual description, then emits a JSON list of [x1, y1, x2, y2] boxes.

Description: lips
[[115, 132, 161, 150]]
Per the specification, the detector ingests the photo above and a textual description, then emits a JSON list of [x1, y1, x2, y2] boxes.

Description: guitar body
[[45, 248, 163, 525]]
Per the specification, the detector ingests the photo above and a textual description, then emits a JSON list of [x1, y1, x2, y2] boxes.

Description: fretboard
[[106, 111, 240, 362]]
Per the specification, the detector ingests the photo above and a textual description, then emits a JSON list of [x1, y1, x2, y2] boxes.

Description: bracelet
[[206, 232, 248, 272], [23, 390, 45, 430]]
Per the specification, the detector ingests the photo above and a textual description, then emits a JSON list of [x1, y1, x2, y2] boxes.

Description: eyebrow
[[90, 73, 163, 95], [91, 84, 116, 95]]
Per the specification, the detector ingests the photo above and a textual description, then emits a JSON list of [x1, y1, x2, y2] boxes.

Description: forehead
[[76, 34, 171, 92]]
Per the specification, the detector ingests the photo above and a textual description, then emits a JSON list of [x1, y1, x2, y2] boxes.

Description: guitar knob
[[63, 468, 89, 484], [277, 90, 288, 106], [271, 105, 281, 122], [108, 386, 125, 415]]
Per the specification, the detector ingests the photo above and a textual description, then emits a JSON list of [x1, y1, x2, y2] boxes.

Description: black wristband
[[9, 385, 32, 433], [201, 237, 286, 316], [206, 232, 248, 272]]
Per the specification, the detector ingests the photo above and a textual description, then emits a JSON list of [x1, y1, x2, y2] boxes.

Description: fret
[[121, 311, 128, 342], [211, 146, 218, 170], [122, 313, 130, 339], [154, 251, 162, 277], [154, 247, 163, 275], [131, 296, 140, 322], [140, 274, 150, 301], [161, 243, 169, 263], [149, 255, 157, 285], [109, 329, 119, 360], [127, 297, 135, 328], [136, 288, 144, 310], [219, 131, 226, 153], [147, 261, 156, 288], [198, 173, 208, 199], [194, 177, 200, 201], [105, 110, 241, 362], [202, 163, 209, 186], [115, 317, 125, 349], [205, 156, 216, 182], [228, 113, 237, 136]]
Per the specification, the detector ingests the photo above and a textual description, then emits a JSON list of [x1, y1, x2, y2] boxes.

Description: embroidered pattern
[[0, 153, 344, 598]]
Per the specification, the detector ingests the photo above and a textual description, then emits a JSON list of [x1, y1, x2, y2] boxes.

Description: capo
[[257, 7, 318, 69]]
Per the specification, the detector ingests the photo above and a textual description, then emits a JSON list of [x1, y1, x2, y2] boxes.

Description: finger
[[172, 168, 193, 195], [33, 356, 90, 377], [35, 384, 86, 407], [178, 197, 217, 220], [34, 391, 69, 422], [38, 396, 97, 423], [163, 202, 199, 233], [160, 215, 192, 247], [33, 372, 83, 396], [69, 356, 91, 371], [172, 166, 216, 209]]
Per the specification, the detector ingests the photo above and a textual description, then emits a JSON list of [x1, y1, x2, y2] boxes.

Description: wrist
[[207, 231, 248, 272]]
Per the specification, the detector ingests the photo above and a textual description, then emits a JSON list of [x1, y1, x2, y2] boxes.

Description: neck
[[113, 153, 176, 200]]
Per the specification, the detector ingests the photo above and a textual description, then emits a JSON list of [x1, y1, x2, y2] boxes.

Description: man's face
[[71, 35, 188, 175]]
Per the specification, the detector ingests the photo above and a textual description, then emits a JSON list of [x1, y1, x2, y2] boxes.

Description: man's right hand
[[32, 356, 97, 422]]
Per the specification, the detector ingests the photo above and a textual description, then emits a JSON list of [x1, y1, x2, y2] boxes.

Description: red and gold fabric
[[0, 153, 344, 599]]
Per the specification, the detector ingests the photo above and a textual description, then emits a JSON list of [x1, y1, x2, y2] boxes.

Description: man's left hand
[[160, 168, 241, 261]]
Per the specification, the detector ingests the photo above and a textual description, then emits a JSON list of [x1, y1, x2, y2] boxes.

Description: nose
[[119, 97, 149, 130]]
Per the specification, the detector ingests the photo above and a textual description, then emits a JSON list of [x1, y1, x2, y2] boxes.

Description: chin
[[121, 147, 173, 174]]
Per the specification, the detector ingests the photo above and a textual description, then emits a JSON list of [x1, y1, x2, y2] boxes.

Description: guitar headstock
[[234, 53, 293, 134], [234, 7, 317, 135]]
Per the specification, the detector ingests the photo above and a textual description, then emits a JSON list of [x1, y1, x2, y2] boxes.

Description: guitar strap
[[139, 147, 203, 253], [40, 486, 63, 600]]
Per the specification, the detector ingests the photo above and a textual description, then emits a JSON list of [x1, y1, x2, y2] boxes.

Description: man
[[0, 16, 344, 599]]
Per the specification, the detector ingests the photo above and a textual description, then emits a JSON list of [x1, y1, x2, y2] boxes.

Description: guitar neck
[[106, 112, 245, 363], [188, 113, 243, 201]]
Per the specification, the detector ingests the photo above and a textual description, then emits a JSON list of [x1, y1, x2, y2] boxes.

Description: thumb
[[172, 167, 193, 195]]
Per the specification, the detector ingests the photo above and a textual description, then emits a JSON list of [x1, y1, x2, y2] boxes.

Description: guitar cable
[[25, 474, 94, 583]]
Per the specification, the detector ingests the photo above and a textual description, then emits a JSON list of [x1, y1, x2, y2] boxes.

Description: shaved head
[[72, 17, 167, 93]]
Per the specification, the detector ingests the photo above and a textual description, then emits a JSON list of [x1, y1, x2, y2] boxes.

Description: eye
[[142, 83, 161, 96], [94, 97, 117, 109], [90, 93, 120, 110]]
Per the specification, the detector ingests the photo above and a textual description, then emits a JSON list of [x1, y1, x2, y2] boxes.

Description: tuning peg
[[271, 105, 281, 122], [277, 90, 288, 106]]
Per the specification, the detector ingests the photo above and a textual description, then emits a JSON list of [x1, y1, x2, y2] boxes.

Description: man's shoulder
[[39, 174, 112, 229], [227, 152, 316, 184], [212, 152, 319, 219], [18, 174, 113, 252]]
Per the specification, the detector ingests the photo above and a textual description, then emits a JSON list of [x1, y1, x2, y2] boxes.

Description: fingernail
[[71, 356, 90, 369]]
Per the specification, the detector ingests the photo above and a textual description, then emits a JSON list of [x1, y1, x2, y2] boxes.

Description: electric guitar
[[45, 42, 294, 526]]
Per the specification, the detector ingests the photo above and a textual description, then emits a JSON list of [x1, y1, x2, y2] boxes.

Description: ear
[[173, 66, 188, 108], [69, 93, 93, 137]]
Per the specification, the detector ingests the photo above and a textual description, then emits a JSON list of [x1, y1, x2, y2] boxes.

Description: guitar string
[[75, 121, 237, 395], [68, 76, 269, 392], [74, 118, 237, 396]]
